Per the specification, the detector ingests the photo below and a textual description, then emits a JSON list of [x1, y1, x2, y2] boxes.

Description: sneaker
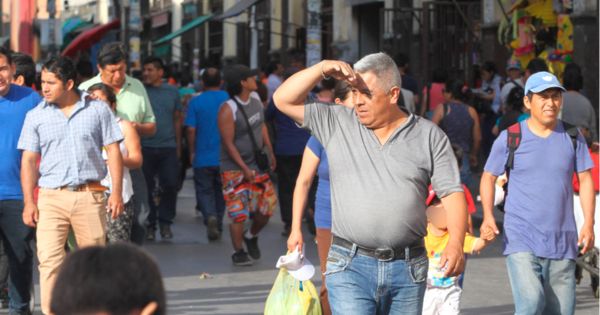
[[206, 216, 220, 241], [146, 227, 156, 241], [160, 225, 173, 240], [244, 235, 261, 260], [232, 250, 253, 266]]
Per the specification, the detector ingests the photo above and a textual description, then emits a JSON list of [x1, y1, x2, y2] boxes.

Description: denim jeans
[[506, 252, 576, 315], [142, 147, 180, 228], [193, 167, 225, 229], [0, 200, 33, 312], [129, 168, 150, 245], [325, 243, 428, 315]]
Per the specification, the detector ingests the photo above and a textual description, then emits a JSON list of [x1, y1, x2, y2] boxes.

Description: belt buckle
[[64, 185, 79, 192], [374, 247, 394, 261]]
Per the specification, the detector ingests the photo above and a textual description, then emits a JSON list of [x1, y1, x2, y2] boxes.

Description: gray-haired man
[[275, 52, 468, 314]]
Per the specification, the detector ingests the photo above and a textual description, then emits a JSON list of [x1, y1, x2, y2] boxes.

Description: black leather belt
[[332, 235, 425, 261]]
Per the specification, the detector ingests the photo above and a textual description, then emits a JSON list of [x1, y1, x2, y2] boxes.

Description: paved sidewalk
[[20, 175, 599, 314]]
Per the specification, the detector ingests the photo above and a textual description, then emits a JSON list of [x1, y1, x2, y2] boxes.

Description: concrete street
[[23, 174, 600, 314]]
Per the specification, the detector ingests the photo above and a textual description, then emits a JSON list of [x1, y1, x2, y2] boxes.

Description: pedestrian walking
[[480, 71, 596, 315], [287, 80, 353, 315], [218, 65, 277, 266], [500, 59, 524, 107], [420, 68, 447, 118], [185, 68, 230, 241], [140, 57, 182, 241], [432, 78, 481, 185], [265, 68, 311, 237], [274, 52, 468, 314], [19, 56, 124, 315], [0, 47, 41, 315], [87, 83, 142, 243], [79, 42, 156, 245], [560, 63, 597, 142]]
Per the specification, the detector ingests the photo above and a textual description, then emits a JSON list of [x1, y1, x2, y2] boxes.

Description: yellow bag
[[264, 269, 322, 315]]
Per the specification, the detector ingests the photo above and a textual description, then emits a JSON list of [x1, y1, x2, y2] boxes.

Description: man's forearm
[[175, 118, 183, 154], [223, 141, 249, 171], [136, 122, 156, 137], [441, 191, 468, 245], [186, 128, 196, 159], [273, 61, 324, 109], [480, 172, 497, 219], [21, 156, 39, 205], [578, 172, 596, 226]]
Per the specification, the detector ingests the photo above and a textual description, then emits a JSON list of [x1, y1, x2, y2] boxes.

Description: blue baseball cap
[[524, 71, 566, 95]]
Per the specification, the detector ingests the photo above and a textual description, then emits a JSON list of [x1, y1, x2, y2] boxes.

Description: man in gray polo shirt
[[274, 52, 467, 314]]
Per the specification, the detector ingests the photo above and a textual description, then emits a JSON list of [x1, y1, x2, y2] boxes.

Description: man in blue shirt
[[0, 47, 41, 315], [18, 56, 123, 315], [185, 68, 229, 241], [141, 57, 182, 241], [480, 72, 595, 315]]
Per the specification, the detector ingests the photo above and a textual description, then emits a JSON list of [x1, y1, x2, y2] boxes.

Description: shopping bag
[[264, 268, 322, 315]]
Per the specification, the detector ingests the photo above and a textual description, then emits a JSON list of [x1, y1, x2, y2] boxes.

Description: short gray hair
[[353, 52, 402, 92]]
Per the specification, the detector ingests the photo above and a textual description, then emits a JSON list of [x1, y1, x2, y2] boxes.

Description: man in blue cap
[[480, 71, 596, 314]]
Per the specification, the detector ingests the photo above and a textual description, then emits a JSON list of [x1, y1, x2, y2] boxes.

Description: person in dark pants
[[265, 74, 311, 236], [141, 57, 183, 241], [185, 68, 229, 241], [79, 43, 156, 246], [0, 47, 41, 315]]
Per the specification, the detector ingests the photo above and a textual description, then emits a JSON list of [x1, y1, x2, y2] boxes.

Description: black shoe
[[160, 225, 173, 240], [244, 235, 261, 260], [146, 227, 156, 241], [281, 225, 291, 237], [206, 216, 220, 241], [232, 250, 253, 266]]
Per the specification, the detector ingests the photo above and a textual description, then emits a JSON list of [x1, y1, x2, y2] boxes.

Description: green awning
[[153, 14, 213, 46]]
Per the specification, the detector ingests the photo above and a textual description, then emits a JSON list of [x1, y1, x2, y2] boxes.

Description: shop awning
[[153, 15, 213, 46], [61, 19, 120, 57], [215, 0, 264, 20]]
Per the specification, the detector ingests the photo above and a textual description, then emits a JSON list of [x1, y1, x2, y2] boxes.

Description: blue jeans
[[130, 168, 150, 245], [0, 200, 33, 312], [142, 147, 180, 228], [193, 167, 225, 229], [506, 252, 576, 315], [325, 243, 428, 315]]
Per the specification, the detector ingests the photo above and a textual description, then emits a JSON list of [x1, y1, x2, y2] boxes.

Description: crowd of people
[[0, 40, 597, 315]]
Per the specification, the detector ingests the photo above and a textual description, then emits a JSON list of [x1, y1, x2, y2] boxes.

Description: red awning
[[61, 19, 120, 57]]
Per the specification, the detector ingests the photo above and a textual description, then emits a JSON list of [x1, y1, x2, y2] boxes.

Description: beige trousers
[[36, 188, 107, 315]]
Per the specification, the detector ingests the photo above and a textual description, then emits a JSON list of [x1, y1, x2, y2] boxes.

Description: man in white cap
[[500, 59, 524, 107], [480, 71, 595, 314]]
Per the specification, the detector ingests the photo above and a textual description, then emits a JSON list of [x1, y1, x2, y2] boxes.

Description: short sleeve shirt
[[0, 85, 42, 200], [185, 90, 230, 167], [18, 93, 123, 188], [484, 120, 593, 259], [302, 102, 462, 248], [79, 75, 155, 124], [141, 83, 182, 148]]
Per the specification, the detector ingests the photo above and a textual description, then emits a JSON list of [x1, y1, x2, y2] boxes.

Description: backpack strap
[[505, 122, 522, 172], [562, 120, 580, 172], [561, 120, 579, 151]]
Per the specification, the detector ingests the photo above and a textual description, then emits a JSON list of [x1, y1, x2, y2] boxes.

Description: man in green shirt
[[80, 42, 156, 245]]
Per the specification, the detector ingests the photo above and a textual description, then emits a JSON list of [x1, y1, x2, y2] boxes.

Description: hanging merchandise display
[[497, 0, 575, 79]]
